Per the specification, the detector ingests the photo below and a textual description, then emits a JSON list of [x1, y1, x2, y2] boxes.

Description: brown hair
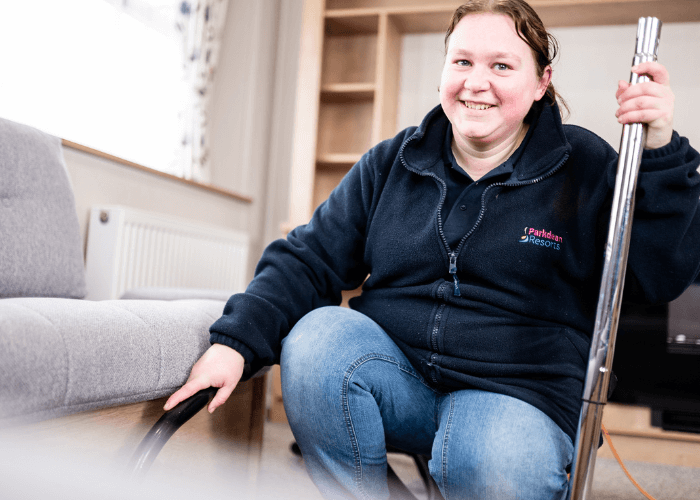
[[444, 0, 569, 117]]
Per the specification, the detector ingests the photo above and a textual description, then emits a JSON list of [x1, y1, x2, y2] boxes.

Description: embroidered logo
[[519, 226, 562, 250]]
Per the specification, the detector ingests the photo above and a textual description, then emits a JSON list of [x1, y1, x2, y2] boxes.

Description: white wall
[[397, 33, 444, 131], [207, 0, 302, 261], [550, 22, 700, 148], [398, 22, 700, 150]]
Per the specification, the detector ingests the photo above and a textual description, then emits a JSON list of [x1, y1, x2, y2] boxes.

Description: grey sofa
[[0, 116, 233, 427]]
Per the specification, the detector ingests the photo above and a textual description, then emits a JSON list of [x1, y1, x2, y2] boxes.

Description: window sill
[[61, 139, 253, 204]]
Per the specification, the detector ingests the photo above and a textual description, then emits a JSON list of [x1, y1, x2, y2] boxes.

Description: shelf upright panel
[[288, 0, 326, 228], [373, 13, 403, 144]]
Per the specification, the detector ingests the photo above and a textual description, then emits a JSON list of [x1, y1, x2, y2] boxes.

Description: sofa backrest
[[0, 117, 86, 298]]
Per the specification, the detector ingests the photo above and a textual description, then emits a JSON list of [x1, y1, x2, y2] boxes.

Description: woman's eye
[[456, 60, 471, 67], [495, 63, 509, 71]]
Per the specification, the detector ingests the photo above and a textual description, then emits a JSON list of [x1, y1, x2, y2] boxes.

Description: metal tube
[[567, 17, 661, 500]]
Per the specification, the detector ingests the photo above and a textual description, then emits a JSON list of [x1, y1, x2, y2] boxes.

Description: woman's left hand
[[615, 61, 674, 149]]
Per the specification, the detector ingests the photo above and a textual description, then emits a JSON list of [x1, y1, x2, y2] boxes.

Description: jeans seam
[[442, 393, 455, 500], [342, 353, 439, 498]]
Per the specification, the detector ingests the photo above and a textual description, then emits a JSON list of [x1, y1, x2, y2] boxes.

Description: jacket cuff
[[209, 332, 256, 367], [640, 131, 682, 169]]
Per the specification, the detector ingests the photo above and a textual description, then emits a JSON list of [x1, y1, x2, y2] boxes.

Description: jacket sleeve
[[208, 149, 382, 377], [616, 131, 700, 304]]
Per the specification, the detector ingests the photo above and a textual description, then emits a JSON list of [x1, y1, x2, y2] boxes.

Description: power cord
[[601, 423, 658, 500]]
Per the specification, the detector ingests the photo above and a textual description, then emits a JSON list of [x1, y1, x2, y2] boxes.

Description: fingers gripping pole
[[567, 17, 661, 500]]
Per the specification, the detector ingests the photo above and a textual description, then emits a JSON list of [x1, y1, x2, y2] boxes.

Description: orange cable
[[601, 423, 657, 500]]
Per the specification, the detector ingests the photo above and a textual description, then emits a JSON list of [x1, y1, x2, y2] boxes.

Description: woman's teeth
[[464, 102, 493, 110]]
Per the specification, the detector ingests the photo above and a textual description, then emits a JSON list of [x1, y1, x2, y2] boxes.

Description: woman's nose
[[464, 67, 490, 92]]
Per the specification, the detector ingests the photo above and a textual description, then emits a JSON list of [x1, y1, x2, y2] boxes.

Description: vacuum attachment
[[568, 17, 662, 500]]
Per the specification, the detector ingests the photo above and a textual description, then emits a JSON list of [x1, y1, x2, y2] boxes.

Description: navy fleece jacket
[[210, 99, 700, 441]]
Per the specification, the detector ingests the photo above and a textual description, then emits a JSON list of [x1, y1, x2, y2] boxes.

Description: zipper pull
[[449, 252, 461, 297]]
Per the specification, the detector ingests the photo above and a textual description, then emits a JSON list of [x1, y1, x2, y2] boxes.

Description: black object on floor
[[128, 387, 218, 479]]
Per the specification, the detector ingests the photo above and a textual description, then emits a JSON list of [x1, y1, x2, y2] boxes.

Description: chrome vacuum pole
[[567, 17, 662, 500]]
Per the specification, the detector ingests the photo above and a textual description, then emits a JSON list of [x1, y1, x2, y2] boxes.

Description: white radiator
[[84, 206, 250, 300]]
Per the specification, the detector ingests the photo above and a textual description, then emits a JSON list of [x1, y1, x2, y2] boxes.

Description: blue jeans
[[281, 307, 573, 500]]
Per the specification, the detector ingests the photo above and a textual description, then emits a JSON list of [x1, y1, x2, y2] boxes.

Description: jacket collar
[[400, 97, 571, 182]]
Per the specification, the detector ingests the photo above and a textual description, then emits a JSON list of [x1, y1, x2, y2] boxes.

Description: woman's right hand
[[615, 61, 674, 150], [164, 343, 246, 413]]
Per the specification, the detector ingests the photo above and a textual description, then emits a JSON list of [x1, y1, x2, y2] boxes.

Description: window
[[0, 0, 207, 180]]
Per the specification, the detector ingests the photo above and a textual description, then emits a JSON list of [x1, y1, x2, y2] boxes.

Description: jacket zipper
[[449, 252, 460, 296], [400, 137, 450, 382], [431, 283, 448, 352], [399, 131, 570, 385], [452, 151, 573, 278], [402, 134, 570, 297], [428, 353, 439, 384], [399, 140, 458, 295]]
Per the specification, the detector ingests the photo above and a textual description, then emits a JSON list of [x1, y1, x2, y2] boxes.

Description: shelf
[[531, 0, 700, 27], [599, 403, 700, 468], [316, 153, 362, 166], [326, 0, 454, 10], [604, 404, 700, 443], [325, 13, 379, 35], [321, 82, 375, 102], [321, 82, 375, 93], [325, 1, 700, 31], [389, 7, 454, 33], [326, 5, 454, 34]]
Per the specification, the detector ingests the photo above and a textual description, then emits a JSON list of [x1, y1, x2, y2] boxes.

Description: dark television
[[612, 278, 700, 433]]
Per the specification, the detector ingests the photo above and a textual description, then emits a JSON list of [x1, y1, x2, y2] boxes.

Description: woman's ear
[[535, 66, 552, 101]]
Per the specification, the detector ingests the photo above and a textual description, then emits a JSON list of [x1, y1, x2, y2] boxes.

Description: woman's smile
[[461, 101, 496, 111]]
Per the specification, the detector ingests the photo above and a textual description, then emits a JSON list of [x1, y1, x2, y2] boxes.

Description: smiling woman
[[439, 13, 551, 180], [164, 1, 700, 499], [0, 0, 226, 182]]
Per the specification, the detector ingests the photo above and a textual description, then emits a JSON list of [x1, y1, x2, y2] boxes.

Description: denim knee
[[281, 307, 381, 422], [283, 307, 358, 386], [430, 391, 572, 500], [279, 306, 411, 500]]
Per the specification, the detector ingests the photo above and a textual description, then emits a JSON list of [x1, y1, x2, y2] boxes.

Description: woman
[[166, 1, 700, 498]]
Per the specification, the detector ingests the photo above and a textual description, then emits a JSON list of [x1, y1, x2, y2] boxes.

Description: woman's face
[[440, 13, 551, 151]]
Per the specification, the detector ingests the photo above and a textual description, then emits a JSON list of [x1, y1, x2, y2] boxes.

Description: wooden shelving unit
[[311, 7, 401, 209]]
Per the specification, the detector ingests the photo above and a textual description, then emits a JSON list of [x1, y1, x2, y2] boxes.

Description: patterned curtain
[[176, 0, 229, 182]]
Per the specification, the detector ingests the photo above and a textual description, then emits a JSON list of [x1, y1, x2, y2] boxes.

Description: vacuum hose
[[127, 387, 218, 480]]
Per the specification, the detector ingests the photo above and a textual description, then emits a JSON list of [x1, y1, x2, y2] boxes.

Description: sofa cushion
[[0, 117, 86, 298], [0, 298, 223, 425]]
